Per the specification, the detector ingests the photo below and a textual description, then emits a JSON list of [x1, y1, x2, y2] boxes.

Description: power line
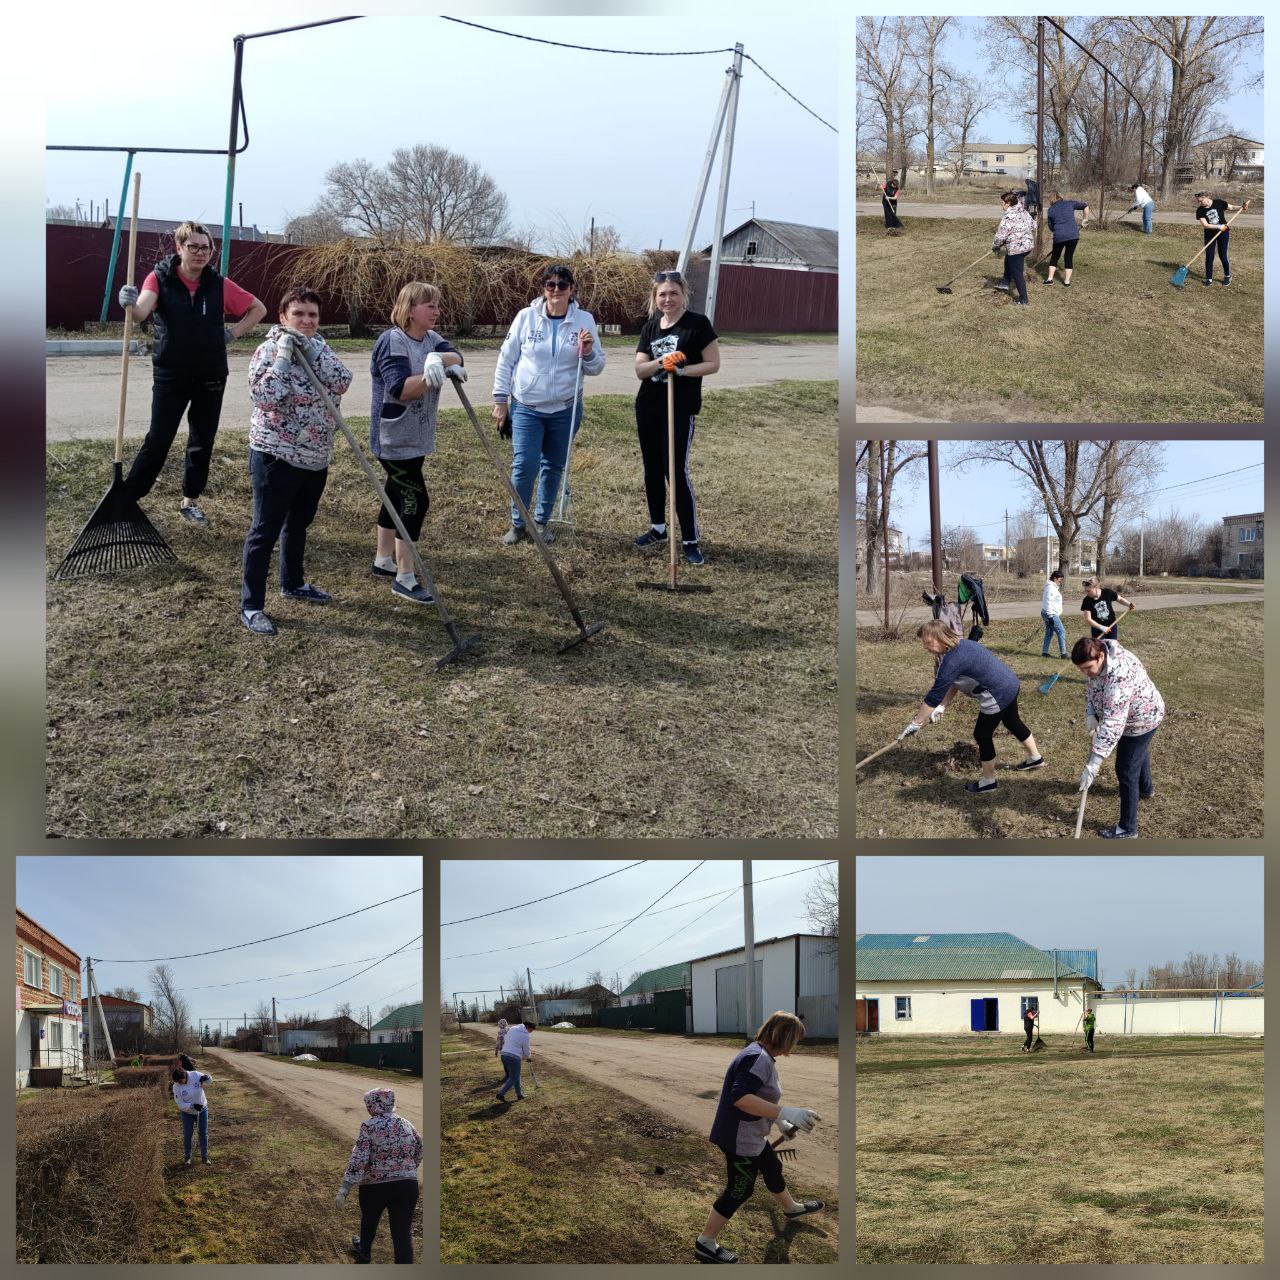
[[185, 946, 424, 991], [741, 53, 836, 132], [533, 862, 707, 973], [92, 887, 423, 963], [615, 886, 742, 975], [442, 861, 837, 961], [442, 862, 647, 926], [277, 933, 422, 1003]]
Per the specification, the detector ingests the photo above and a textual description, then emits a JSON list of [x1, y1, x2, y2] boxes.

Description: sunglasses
[[543, 279, 571, 291], [653, 271, 684, 283]]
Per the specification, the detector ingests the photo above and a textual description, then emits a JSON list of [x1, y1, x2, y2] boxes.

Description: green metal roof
[[620, 962, 690, 997], [856, 933, 1093, 982], [369, 1001, 422, 1031]]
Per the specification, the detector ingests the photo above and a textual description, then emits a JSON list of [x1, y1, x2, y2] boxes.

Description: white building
[[691, 934, 838, 1038], [16, 908, 84, 1087], [856, 932, 1101, 1035]]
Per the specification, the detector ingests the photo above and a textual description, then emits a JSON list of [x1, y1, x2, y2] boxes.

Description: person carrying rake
[[899, 620, 1045, 795], [1194, 192, 1245, 286], [696, 1012, 824, 1264]]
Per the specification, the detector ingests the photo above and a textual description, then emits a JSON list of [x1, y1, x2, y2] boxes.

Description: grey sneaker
[[180, 502, 209, 527], [392, 580, 435, 605], [281, 582, 331, 604], [502, 525, 527, 545], [240, 609, 276, 636]]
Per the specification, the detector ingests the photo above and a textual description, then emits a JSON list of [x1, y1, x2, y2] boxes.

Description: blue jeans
[[1041, 611, 1067, 656], [181, 1108, 209, 1159], [508, 399, 583, 528], [497, 1052, 524, 1100], [1114, 726, 1157, 833], [1142, 203, 1154, 234]]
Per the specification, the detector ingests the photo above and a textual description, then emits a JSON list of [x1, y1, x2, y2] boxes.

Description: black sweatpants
[[636, 397, 700, 543], [972, 695, 1032, 762], [712, 1144, 786, 1219], [357, 1177, 419, 1263], [240, 451, 329, 612], [1086, 1026, 1096, 1052], [1203, 227, 1230, 281], [376, 456, 429, 541], [125, 368, 227, 501]]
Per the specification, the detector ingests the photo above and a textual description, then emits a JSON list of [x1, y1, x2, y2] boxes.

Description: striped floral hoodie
[[1085, 640, 1166, 760], [993, 203, 1036, 256], [340, 1089, 422, 1190]]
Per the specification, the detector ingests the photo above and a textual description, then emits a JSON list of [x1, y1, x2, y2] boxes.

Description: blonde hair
[[917, 618, 961, 651], [390, 281, 442, 332], [174, 220, 216, 251], [649, 273, 692, 318], [754, 1011, 805, 1057]]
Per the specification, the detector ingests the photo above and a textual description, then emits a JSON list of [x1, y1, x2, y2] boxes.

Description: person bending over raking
[[696, 1012, 823, 1265], [1080, 577, 1134, 643], [1073, 635, 1165, 839], [495, 1019, 535, 1103], [1043, 190, 1091, 287], [1128, 182, 1155, 234], [337, 1088, 423, 1264], [900, 620, 1045, 795], [171, 1052, 213, 1166]]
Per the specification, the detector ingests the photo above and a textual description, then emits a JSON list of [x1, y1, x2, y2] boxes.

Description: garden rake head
[[769, 1119, 800, 1163], [1038, 660, 1072, 695], [54, 463, 176, 578]]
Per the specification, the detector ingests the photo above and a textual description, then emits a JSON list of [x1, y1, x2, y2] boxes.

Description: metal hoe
[[449, 378, 605, 652], [292, 348, 480, 670]]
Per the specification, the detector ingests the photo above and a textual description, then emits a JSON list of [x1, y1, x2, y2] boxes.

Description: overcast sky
[[45, 7, 836, 251], [440, 859, 837, 1003], [855, 856, 1263, 984], [17, 856, 422, 1029], [872, 440, 1264, 549]]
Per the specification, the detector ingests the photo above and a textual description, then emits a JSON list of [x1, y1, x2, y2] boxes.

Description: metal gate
[[716, 960, 764, 1035], [654, 989, 687, 1034], [797, 995, 837, 1038]]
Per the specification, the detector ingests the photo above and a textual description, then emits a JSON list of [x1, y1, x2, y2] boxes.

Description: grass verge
[[854, 603, 1263, 838], [855, 1033, 1263, 1263], [147, 1050, 420, 1263], [855, 215, 1263, 421], [46, 382, 836, 838], [441, 1029, 837, 1264]]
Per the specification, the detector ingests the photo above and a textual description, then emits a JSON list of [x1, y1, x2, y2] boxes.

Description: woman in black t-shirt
[[633, 271, 720, 565], [1080, 578, 1134, 643]]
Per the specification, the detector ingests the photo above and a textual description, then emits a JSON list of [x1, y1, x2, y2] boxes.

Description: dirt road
[[205, 1048, 422, 1177], [45, 341, 836, 442], [856, 200, 1265, 229], [464, 1024, 838, 1190]]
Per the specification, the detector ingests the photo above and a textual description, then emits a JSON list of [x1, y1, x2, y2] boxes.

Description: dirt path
[[464, 1024, 838, 1190], [855, 200, 1265, 228], [205, 1048, 422, 1178], [856, 590, 1263, 628], [45, 342, 837, 442]]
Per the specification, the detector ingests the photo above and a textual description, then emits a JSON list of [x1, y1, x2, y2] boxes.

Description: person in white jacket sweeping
[[171, 1053, 213, 1166], [492, 264, 605, 545]]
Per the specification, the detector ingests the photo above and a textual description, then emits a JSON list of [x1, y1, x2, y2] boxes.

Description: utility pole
[[527, 967, 538, 1027], [1139, 513, 1145, 577], [928, 442, 943, 594], [589, 216, 595, 256], [1004, 509, 1009, 576], [85, 958, 96, 1071], [271, 996, 278, 1056], [705, 43, 744, 326], [676, 58, 737, 274], [881, 443, 891, 626], [1044, 510, 1050, 577], [742, 859, 756, 1039]]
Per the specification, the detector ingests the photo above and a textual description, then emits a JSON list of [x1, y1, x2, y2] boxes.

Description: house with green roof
[[856, 932, 1100, 1036], [619, 962, 691, 1006], [369, 1001, 422, 1043]]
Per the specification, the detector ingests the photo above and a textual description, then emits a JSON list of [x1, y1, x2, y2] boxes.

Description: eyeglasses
[[653, 271, 684, 284], [543, 279, 570, 291], [183, 245, 212, 254]]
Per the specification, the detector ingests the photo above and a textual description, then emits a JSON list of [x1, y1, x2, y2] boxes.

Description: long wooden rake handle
[[856, 736, 905, 771], [116, 171, 142, 467], [1177, 200, 1250, 273], [667, 374, 678, 589]]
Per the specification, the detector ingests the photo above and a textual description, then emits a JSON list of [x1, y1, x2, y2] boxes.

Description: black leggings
[[713, 1145, 786, 1220], [973, 696, 1032, 763], [357, 1177, 419, 1263], [376, 456, 429, 541], [636, 398, 700, 543], [1049, 239, 1077, 270]]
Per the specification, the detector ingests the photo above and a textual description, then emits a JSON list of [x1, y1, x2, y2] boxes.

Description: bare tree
[[147, 963, 193, 1053], [283, 206, 348, 245], [858, 17, 914, 182], [941, 524, 980, 569], [106, 985, 141, 1002], [1089, 440, 1164, 576], [382, 144, 509, 243], [858, 440, 928, 600], [802, 865, 839, 937], [941, 74, 988, 182], [909, 17, 955, 195], [320, 158, 392, 238]]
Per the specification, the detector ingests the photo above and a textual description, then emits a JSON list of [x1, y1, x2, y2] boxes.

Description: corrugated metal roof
[[702, 219, 838, 269], [856, 933, 1094, 982], [620, 961, 690, 997]]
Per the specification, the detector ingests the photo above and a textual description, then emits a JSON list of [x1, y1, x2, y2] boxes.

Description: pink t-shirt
[[142, 269, 256, 317]]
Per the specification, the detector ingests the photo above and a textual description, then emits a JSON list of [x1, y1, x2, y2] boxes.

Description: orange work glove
[[661, 351, 687, 373]]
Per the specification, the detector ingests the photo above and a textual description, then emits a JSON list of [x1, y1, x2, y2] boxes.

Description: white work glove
[[1078, 753, 1103, 792], [423, 352, 446, 389], [445, 363, 468, 383], [335, 1185, 350, 1207], [898, 721, 921, 741], [118, 284, 139, 309], [928, 705, 945, 724], [778, 1105, 821, 1133], [271, 330, 297, 378], [1085, 711, 1099, 735], [224, 326, 236, 345]]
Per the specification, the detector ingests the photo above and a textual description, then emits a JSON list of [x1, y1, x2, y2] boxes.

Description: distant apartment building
[[854, 520, 905, 569], [16, 909, 82, 1086], [946, 143, 1038, 179], [1221, 512, 1263, 570], [958, 542, 1008, 568], [1014, 535, 1097, 575]]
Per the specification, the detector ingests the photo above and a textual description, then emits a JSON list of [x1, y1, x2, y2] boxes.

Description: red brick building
[[16, 909, 83, 1085]]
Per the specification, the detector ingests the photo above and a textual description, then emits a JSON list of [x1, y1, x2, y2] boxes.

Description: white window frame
[[23, 948, 41, 989], [1238, 527, 1256, 543], [1020, 996, 1040, 1018], [995, 154, 1005, 163], [49, 1020, 64, 1051], [49, 965, 63, 997], [894, 996, 912, 1020]]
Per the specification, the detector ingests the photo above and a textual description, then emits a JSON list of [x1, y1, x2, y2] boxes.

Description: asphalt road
[[464, 1023, 838, 1190], [856, 200, 1264, 228], [45, 341, 837, 442], [205, 1047, 422, 1179]]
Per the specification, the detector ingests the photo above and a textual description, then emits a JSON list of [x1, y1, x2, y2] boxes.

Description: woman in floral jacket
[[992, 191, 1036, 306], [336, 1087, 422, 1263], [1072, 636, 1166, 839]]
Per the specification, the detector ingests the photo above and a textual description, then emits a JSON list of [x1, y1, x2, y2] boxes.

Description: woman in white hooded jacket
[[492, 264, 606, 545]]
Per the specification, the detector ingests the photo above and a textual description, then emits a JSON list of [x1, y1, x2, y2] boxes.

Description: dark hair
[[279, 285, 322, 315], [1194, 191, 1208, 199], [1050, 570, 1064, 581], [1072, 636, 1106, 665], [1000, 190, 1018, 206], [171, 1067, 186, 1082], [540, 263, 574, 287], [522, 1020, 536, 1031]]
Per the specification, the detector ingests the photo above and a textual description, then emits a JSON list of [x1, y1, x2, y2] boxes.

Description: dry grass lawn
[[856, 1034, 1263, 1264], [45, 382, 836, 838], [855, 603, 1263, 839], [440, 1029, 838, 1265]]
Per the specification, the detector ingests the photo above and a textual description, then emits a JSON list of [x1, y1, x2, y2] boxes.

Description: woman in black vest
[[118, 221, 265, 526]]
